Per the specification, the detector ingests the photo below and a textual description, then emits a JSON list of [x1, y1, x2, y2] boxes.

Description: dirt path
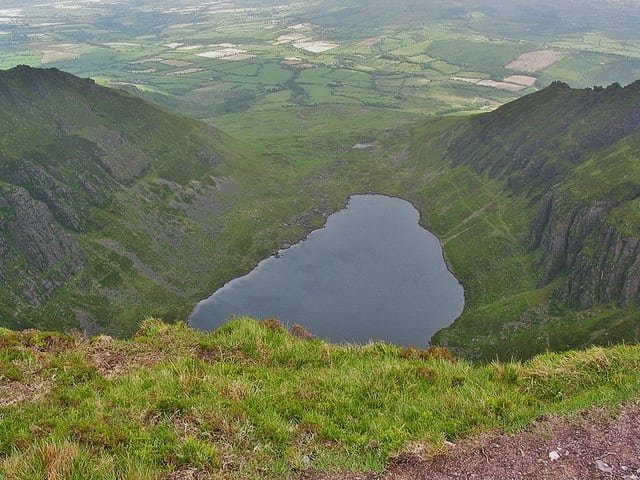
[[303, 401, 640, 480]]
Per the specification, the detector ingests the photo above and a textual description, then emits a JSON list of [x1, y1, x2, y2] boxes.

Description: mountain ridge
[[0, 65, 239, 335], [426, 79, 640, 358]]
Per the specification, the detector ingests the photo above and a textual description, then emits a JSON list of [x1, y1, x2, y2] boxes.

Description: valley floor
[[305, 401, 640, 480]]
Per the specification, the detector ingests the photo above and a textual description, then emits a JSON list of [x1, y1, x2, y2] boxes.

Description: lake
[[189, 195, 464, 346]]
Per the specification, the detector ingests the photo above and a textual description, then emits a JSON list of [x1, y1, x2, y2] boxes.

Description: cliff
[[531, 195, 640, 309]]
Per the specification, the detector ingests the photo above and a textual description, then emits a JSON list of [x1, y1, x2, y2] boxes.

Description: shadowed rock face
[[0, 187, 83, 306], [6, 188, 82, 273], [8, 162, 83, 231], [530, 196, 640, 308]]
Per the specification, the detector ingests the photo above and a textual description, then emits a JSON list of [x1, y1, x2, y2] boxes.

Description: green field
[[3, 0, 640, 125]]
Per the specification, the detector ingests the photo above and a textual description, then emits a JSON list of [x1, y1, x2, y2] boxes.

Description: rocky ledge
[[0, 187, 83, 306], [530, 194, 640, 308]]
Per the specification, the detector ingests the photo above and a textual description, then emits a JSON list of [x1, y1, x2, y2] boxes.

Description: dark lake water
[[189, 195, 464, 346]]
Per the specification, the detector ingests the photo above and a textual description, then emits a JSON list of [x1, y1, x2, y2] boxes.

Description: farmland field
[[506, 50, 567, 72], [2, 0, 640, 131]]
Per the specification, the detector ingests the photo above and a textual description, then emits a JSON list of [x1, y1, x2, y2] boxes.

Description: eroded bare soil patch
[[0, 332, 168, 406]]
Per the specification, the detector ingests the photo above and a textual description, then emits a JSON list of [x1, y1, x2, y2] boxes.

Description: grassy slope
[[0, 319, 639, 479], [0, 66, 250, 335], [400, 85, 640, 361]]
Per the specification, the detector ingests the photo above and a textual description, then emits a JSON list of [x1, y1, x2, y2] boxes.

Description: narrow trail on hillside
[[303, 401, 640, 480]]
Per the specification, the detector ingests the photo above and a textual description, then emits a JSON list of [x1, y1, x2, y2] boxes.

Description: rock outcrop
[[8, 162, 83, 230], [0, 188, 83, 306], [5, 188, 82, 273], [529, 195, 640, 308]]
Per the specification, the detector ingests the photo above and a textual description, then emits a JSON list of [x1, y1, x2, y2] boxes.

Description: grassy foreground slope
[[0, 319, 639, 479]]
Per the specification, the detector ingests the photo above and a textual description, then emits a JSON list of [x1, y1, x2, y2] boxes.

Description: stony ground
[[303, 402, 640, 480]]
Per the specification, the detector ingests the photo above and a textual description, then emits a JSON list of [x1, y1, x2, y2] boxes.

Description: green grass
[[1, 319, 639, 479]]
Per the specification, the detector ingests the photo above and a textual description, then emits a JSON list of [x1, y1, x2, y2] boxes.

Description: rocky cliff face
[[0, 187, 83, 306], [8, 162, 84, 231], [530, 194, 640, 308]]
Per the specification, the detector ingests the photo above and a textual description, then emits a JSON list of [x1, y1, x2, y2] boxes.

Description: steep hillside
[[0, 65, 243, 335], [448, 81, 640, 308], [0, 319, 638, 479], [416, 81, 640, 359], [448, 81, 640, 192]]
